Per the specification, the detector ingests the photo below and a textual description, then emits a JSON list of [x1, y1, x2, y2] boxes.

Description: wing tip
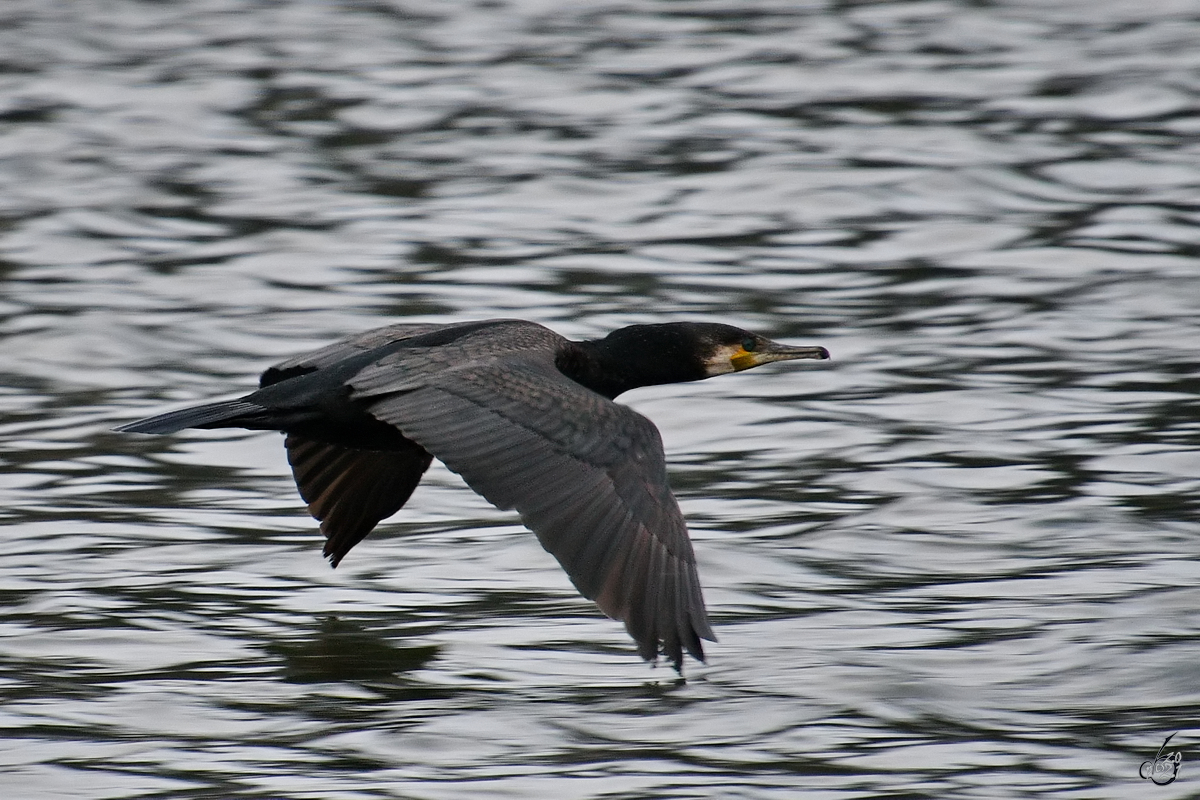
[[629, 611, 716, 674], [324, 546, 346, 569]]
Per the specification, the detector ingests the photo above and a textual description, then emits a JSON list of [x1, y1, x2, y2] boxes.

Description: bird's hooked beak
[[705, 338, 830, 376]]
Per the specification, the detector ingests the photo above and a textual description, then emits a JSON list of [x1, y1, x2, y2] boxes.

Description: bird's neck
[[558, 338, 703, 399]]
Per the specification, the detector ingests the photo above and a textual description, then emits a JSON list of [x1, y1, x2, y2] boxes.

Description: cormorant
[[117, 319, 829, 670]]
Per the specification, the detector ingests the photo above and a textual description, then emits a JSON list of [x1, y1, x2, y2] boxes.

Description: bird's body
[[118, 319, 828, 670]]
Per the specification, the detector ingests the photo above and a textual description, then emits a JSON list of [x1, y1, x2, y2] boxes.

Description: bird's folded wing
[[352, 353, 715, 667]]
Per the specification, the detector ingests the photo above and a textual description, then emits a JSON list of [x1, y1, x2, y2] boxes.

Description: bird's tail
[[115, 399, 269, 435]]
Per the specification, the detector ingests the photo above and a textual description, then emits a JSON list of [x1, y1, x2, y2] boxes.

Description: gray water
[[3, 1, 1199, 797]]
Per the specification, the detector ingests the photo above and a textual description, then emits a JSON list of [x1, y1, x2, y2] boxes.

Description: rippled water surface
[[3, 0, 1200, 797]]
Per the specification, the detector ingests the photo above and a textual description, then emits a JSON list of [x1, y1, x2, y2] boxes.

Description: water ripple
[[2, 0, 1198, 797]]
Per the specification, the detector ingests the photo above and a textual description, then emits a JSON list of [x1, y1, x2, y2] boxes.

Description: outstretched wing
[[258, 324, 444, 563], [284, 434, 433, 566], [352, 351, 715, 669]]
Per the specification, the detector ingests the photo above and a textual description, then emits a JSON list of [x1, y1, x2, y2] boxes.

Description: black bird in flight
[[117, 319, 829, 670]]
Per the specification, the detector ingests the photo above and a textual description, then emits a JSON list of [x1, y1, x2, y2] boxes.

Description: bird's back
[[261, 319, 565, 390]]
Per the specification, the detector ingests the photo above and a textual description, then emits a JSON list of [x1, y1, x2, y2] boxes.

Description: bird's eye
[[741, 337, 757, 352]]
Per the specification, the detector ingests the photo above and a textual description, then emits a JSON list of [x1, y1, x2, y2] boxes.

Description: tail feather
[[115, 399, 267, 435]]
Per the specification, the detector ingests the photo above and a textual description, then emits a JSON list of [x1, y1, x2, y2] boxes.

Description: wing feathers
[[366, 373, 714, 670], [284, 434, 432, 566]]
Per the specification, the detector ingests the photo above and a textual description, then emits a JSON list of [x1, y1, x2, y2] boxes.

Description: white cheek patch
[[702, 344, 743, 376]]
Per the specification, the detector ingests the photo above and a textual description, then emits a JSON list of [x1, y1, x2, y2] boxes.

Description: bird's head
[[582, 322, 829, 397], [691, 324, 830, 377]]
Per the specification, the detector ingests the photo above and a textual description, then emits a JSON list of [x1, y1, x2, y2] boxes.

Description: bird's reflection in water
[[270, 616, 440, 683]]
